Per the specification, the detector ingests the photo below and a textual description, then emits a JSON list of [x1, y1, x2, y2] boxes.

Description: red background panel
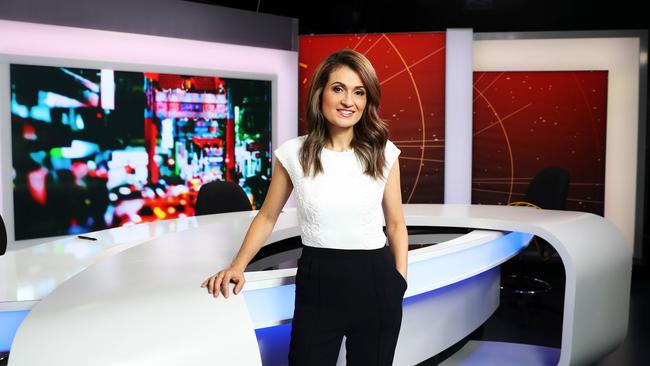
[[472, 71, 608, 215], [299, 33, 446, 203]]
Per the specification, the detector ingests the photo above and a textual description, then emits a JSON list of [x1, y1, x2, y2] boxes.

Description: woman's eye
[[333, 86, 343, 92], [355, 91, 365, 96]]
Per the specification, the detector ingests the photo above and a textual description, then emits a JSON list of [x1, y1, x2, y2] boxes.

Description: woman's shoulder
[[274, 135, 307, 167], [296, 134, 308, 146], [276, 134, 306, 150], [383, 139, 401, 175], [385, 139, 400, 154], [273, 135, 308, 179], [287, 134, 308, 144]]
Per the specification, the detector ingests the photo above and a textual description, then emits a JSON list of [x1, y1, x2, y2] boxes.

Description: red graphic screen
[[472, 71, 608, 215], [299, 33, 446, 203]]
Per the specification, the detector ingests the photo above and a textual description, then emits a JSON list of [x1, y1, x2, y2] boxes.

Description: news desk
[[0, 204, 632, 365]]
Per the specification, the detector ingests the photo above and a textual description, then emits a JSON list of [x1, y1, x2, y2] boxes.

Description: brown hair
[[299, 48, 391, 181]]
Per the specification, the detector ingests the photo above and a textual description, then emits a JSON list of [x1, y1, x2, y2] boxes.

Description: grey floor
[[594, 264, 649, 366], [418, 249, 649, 366]]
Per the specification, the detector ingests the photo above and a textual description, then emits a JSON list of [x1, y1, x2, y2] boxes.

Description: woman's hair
[[299, 48, 391, 181]]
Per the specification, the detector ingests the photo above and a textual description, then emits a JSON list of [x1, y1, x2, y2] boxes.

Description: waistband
[[300, 244, 389, 259]]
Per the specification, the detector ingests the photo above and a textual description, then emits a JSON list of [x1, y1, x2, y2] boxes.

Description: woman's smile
[[337, 109, 355, 118]]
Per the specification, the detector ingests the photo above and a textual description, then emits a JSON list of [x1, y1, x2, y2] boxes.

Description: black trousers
[[288, 244, 407, 366]]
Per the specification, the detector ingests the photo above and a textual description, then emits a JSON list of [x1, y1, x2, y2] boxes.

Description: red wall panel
[[299, 33, 446, 203], [472, 71, 608, 215]]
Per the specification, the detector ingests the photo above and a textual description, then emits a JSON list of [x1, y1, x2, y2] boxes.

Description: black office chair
[[195, 181, 253, 216], [502, 166, 570, 324], [509, 166, 570, 259], [520, 167, 570, 211], [1, 213, 7, 256]]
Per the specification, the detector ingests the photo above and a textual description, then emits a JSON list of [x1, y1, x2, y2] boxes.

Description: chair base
[[500, 274, 552, 295], [500, 274, 554, 326]]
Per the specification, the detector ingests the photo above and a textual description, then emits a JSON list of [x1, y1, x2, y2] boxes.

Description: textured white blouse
[[273, 134, 401, 250]]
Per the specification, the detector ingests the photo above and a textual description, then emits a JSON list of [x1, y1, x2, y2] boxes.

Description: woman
[[201, 49, 408, 365]]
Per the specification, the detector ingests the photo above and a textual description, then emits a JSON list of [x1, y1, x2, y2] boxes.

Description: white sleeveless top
[[273, 135, 401, 250]]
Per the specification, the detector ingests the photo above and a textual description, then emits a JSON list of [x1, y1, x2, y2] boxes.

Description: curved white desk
[[3, 204, 632, 366]]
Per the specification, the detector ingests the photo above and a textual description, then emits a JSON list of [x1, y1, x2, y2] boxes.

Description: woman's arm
[[382, 161, 408, 279], [201, 159, 293, 298], [229, 160, 294, 271]]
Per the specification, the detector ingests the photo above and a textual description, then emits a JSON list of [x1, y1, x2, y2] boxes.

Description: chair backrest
[[524, 167, 570, 210], [195, 181, 252, 216], [1, 213, 7, 256]]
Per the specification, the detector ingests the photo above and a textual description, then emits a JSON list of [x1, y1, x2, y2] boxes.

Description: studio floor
[[420, 250, 649, 366]]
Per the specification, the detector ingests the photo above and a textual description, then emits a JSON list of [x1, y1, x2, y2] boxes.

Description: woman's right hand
[[200, 267, 245, 299]]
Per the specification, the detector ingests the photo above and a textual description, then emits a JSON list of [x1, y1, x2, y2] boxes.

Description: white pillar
[[444, 28, 474, 204]]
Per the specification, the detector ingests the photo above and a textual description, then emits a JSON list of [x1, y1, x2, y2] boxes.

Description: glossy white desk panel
[[7, 228, 515, 365], [6, 204, 631, 366], [0, 210, 298, 308], [399, 204, 632, 366]]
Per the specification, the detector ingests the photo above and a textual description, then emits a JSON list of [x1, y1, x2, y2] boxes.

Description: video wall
[[10, 64, 272, 240]]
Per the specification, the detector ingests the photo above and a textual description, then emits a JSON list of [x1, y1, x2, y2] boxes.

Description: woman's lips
[[337, 109, 354, 118]]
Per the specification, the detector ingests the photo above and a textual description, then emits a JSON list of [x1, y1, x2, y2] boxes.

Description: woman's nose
[[341, 92, 353, 107]]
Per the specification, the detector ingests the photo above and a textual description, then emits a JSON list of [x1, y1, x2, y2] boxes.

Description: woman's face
[[321, 65, 367, 129]]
